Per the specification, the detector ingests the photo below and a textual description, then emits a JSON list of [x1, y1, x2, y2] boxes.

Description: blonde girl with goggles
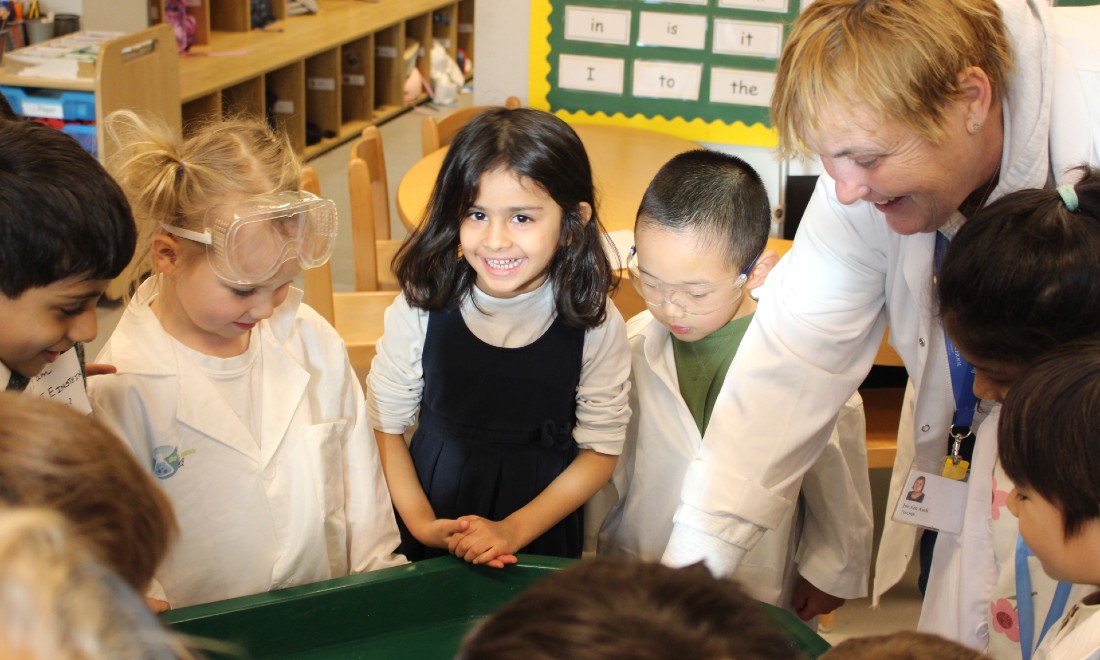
[[88, 111, 405, 611]]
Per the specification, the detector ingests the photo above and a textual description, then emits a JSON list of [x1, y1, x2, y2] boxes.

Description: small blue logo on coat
[[152, 445, 184, 479]]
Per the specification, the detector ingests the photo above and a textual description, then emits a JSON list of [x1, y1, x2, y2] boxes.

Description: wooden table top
[[396, 122, 700, 233]]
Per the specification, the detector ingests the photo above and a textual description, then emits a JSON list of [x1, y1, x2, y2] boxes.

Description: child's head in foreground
[[630, 149, 774, 342], [0, 507, 194, 659], [998, 337, 1100, 588], [0, 120, 136, 378], [0, 392, 177, 592], [393, 107, 613, 329], [938, 165, 1100, 402], [822, 630, 987, 659], [459, 559, 800, 660], [105, 110, 336, 356]]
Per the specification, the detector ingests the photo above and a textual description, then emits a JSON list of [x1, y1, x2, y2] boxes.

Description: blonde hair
[[104, 110, 303, 295], [771, 0, 1013, 159], [0, 507, 194, 659], [0, 393, 177, 592]]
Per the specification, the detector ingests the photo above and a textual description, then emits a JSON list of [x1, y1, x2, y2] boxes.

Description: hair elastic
[[1057, 183, 1079, 212], [177, 161, 186, 176]]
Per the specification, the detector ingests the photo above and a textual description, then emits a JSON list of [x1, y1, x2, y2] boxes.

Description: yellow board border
[[527, 0, 778, 147]]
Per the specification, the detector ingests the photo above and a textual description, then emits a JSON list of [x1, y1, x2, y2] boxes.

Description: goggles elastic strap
[[160, 222, 214, 246]]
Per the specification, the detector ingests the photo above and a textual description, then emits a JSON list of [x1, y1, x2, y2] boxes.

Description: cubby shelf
[[176, 0, 475, 159]]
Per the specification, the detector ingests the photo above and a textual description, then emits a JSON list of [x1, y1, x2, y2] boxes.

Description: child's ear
[[151, 234, 183, 275], [576, 202, 592, 226], [745, 249, 780, 291]]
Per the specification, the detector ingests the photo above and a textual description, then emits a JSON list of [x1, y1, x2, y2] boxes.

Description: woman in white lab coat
[[664, 0, 1100, 589], [89, 111, 404, 609]]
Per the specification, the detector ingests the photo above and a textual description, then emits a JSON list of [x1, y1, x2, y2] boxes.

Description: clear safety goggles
[[626, 245, 757, 316], [161, 190, 337, 285]]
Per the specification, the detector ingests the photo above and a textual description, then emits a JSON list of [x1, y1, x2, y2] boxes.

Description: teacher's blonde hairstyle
[[771, 0, 1013, 159], [0, 393, 177, 592]]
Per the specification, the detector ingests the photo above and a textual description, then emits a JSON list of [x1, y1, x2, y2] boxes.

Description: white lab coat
[[665, 0, 1100, 577], [90, 278, 405, 608], [599, 312, 872, 606], [876, 0, 1100, 612]]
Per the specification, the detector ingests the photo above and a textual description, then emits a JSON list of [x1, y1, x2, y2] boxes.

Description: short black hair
[[999, 336, 1100, 538], [0, 120, 136, 297], [938, 165, 1100, 364], [635, 150, 771, 271]]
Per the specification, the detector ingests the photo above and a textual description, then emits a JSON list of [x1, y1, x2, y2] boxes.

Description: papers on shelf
[[4, 31, 122, 81]]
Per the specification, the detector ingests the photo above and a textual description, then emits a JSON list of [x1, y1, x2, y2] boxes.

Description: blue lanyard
[[935, 232, 978, 429], [1015, 533, 1072, 660]]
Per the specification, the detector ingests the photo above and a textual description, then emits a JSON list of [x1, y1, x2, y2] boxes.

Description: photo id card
[[891, 456, 968, 534]]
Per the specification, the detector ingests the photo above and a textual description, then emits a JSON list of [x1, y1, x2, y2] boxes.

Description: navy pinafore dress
[[397, 305, 585, 561]]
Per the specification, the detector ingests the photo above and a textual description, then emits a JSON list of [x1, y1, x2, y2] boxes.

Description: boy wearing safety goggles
[[89, 111, 405, 611], [597, 150, 872, 623], [0, 120, 135, 395]]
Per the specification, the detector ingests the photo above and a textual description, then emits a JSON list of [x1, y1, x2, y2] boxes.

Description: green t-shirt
[[671, 314, 754, 435]]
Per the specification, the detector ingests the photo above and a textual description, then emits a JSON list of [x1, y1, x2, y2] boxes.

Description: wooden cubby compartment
[[405, 13, 433, 88], [373, 23, 405, 119], [150, 0, 211, 45], [457, 0, 475, 78], [266, 62, 306, 154], [305, 49, 341, 153], [182, 91, 221, 132], [432, 4, 459, 61], [222, 76, 265, 118], [341, 35, 375, 127]]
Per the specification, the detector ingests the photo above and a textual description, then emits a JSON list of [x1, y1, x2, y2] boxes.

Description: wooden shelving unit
[[175, 0, 474, 159], [1, 0, 474, 162]]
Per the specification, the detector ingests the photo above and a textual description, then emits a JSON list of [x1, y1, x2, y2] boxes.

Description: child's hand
[[84, 363, 117, 377], [412, 516, 471, 549], [448, 515, 520, 568], [791, 575, 845, 621], [145, 597, 170, 613]]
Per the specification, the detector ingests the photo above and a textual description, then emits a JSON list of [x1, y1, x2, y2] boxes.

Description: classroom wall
[[472, 0, 824, 234]]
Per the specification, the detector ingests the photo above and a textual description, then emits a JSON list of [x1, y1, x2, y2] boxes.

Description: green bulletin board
[[529, 0, 801, 146]]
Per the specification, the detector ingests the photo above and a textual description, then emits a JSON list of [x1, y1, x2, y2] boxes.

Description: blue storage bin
[[0, 86, 96, 121], [61, 124, 97, 156]]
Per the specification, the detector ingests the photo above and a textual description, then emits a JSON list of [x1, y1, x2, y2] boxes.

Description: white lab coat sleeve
[[794, 392, 874, 600], [574, 297, 631, 455], [665, 179, 892, 574], [341, 347, 407, 572]]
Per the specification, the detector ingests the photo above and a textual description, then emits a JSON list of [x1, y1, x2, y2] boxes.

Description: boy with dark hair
[[999, 338, 1100, 659], [0, 119, 136, 391], [459, 559, 801, 660], [597, 149, 872, 621]]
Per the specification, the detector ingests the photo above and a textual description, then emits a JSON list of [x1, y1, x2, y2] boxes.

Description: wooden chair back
[[420, 95, 522, 157], [299, 165, 398, 381], [347, 145, 402, 292]]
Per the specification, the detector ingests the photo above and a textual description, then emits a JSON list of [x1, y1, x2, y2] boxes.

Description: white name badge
[[891, 456, 968, 534], [25, 349, 91, 415]]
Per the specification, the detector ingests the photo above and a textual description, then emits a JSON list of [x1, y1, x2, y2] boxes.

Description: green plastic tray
[[162, 556, 831, 659]]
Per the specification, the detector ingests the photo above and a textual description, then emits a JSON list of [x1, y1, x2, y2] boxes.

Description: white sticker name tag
[[25, 349, 91, 415]]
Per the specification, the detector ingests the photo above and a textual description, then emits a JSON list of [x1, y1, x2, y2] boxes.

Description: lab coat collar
[[110, 276, 310, 464]]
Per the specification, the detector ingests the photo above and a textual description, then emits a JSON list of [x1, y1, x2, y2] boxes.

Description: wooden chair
[[420, 95, 522, 157], [347, 126, 402, 292], [301, 165, 399, 381]]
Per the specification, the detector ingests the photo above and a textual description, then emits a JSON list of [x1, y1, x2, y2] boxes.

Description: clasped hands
[[414, 515, 520, 569]]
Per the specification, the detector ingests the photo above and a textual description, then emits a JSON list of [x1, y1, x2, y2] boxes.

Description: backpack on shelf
[[163, 0, 196, 53], [251, 0, 276, 29]]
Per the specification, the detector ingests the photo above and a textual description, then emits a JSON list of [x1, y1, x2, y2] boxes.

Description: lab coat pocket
[[304, 420, 349, 521]]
